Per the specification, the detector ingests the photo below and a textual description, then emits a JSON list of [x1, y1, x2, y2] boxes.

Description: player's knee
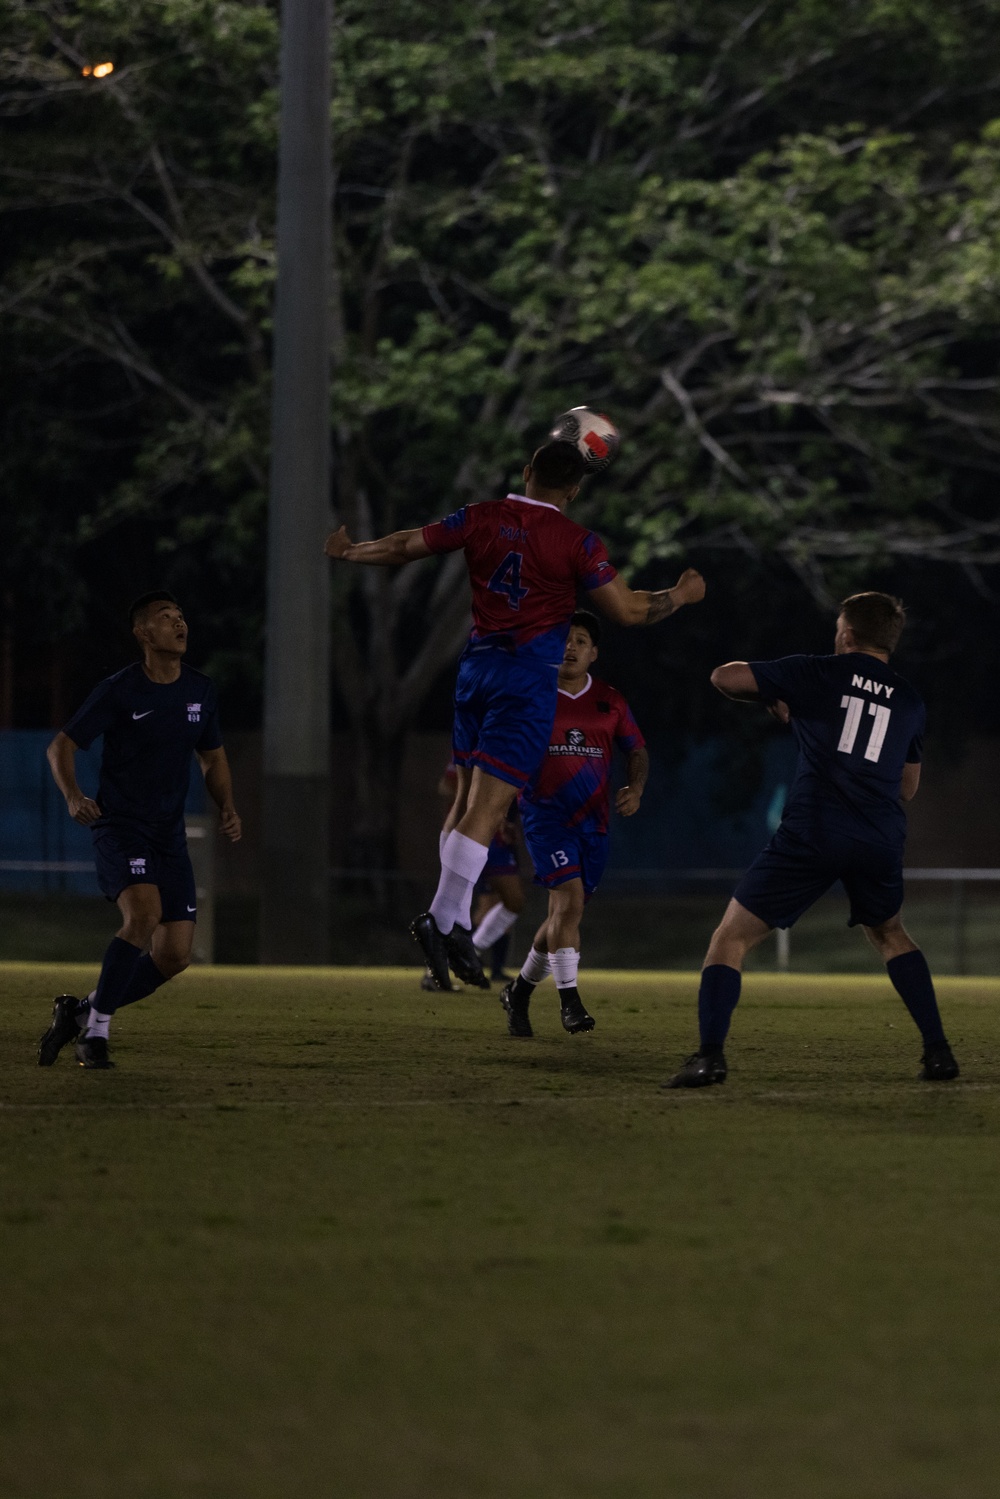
[[159, 954, 190, 979]]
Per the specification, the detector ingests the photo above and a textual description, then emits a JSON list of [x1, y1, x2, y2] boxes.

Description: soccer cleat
[[37, 995, 84, 1067], [560, 992, 595, 1034], [421, 968, 461, 993], [920, 1042, 959, 1081], [410, 912, 453, 991], [75, 1035, 114, 1070], [499, 982, 533, 1038], [662, 1052, 728, 1089], [443, 925, 490, 989]]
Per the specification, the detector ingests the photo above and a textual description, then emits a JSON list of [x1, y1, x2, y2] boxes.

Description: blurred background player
[[39, 591, 242, 1070], [421, 763, 524, 989], [326, 439, 705, 992], [664, 592, 958, 1089], [501, 611, 648, 1037]]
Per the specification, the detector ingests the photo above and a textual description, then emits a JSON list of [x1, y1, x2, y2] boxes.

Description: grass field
[[2, 963, 999, 1499]]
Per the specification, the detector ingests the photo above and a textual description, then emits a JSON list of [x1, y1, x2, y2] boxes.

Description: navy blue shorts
[[522, 813, 609, 900], [453, 647, 558, 791], [91, 821, 198, 923], [733, 824, 904, 931]]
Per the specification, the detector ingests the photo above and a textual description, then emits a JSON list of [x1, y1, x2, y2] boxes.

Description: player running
[[664, 592, 959, 1089], [325, 439, 704, 991], [39, 591, 242, 1070], [500, 610, 648, 1037]]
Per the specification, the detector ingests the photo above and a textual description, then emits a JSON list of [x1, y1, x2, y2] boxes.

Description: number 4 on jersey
[[487, 550, 529, 611], [838, 695, 891, 763]]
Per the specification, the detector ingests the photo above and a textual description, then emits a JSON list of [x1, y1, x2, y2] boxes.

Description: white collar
[[506, 492, 560, 511], [558, 673, 592, 700]]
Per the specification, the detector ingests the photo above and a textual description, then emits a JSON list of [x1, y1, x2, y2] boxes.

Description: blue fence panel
[[0, 731, 206, 894]]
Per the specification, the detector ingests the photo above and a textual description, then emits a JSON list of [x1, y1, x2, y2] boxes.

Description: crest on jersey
[[566, 728, 586, 747], [187, 702, 202, 722]]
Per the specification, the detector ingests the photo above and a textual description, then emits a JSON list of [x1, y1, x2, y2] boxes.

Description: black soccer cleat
[[560, 992, 595, 1034], [75, 1035, 114, 1070], [662, 1051, 728, 1089], [37, 995, 84, 1067], [499, 982, 533, 1038], [443, 925, 490, 989], [410, 912, 453, 991], [920, 1042, 959, 1082]]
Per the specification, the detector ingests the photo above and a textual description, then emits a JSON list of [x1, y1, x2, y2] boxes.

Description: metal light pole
[[260, 0, 332, 964]]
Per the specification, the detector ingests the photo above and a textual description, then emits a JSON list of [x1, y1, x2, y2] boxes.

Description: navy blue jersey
[[63, 662, 222, 829], [748, 652, 925, 847]]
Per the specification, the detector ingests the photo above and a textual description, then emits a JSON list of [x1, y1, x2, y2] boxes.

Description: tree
[[3, 0, 1000, 861]]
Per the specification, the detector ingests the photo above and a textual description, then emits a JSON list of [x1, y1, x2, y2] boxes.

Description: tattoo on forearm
[[644, 592, 676, 625]]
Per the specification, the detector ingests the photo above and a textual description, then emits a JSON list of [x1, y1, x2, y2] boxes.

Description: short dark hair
[[528, 439, 586, 491], [839, 592, 906, 654], [129, 589, 179, 627], [569, 610, 601, 646]]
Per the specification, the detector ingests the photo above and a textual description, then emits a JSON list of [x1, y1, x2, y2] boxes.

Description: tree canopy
[[3, 0, 1000, 849]]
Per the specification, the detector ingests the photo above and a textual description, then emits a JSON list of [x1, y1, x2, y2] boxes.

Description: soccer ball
[[549, 406, 620, 475]]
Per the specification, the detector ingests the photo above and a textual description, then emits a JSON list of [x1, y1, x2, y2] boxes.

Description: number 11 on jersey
[[839, 695, 891, 763]]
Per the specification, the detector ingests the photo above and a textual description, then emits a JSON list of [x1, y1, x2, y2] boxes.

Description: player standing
[[664, 592, 958, 1088], [325, 439, 705, 990], [500, 611, 648, 1036], [39, 592, 242, 1069]]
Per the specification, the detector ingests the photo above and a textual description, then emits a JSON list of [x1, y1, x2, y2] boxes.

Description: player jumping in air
[[39, 592, 242, 1069], [501, 611, 648, 1037], [325, 439, 705, 990], [664, 592, 959, 1089]]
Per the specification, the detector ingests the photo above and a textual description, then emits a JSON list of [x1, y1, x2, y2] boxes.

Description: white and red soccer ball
[[549, 406, 620, 475]]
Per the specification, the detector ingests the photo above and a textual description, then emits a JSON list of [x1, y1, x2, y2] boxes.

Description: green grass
[[2, 963, 998, 1499]]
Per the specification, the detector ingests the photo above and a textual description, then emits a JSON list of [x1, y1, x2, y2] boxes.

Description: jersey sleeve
[[615, 697, 645, 754], [422, 506, 471, 555], [195, 683, 223, 753], [62, 678, 120, 750], [747, 655, 825, 712], [575, 531, 618, 592]]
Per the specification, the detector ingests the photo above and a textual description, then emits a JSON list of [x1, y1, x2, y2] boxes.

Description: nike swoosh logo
[[132, 711, 154, 720], [187, 906, 196, 913]]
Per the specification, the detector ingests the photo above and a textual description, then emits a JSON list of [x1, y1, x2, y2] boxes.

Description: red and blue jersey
[[520, 675, 644, 835], [422, 494, 617, 668]]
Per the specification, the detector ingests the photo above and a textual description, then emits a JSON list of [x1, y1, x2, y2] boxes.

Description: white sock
[[550, 947, 580, 990], [520, 948, 551, 986], [472, 902, 519, 952], [429, 830, 489, 934], [85, 1010, 112, 1040]]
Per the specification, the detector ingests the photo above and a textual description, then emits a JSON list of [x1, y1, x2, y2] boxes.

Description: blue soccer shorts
[[521, 812, 609, 900], [452, 646, 559, 790], [91, 821, 198, 923], [733, 823, 905, 930]]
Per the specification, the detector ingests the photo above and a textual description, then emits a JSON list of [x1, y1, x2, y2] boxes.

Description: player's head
[[561, 610, 600, 681], [129, 590, 188, 657], [835, 592, 906, 658], [523, 440, 586, 505]]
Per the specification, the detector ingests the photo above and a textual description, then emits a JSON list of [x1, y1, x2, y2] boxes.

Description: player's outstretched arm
[[46, 731, 102, 826], [710, 663, 761, 701], [324, 526, 432, 566], [591, 568, 705, 628], [197, 747, 242, 842]]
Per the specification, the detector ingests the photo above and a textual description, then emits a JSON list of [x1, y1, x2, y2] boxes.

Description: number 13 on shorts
[[550, 849, 570, 868]]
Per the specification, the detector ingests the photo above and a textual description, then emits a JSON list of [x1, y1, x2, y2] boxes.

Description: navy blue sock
[[92, 936, 144, 1017], [698, 964, 742, 1052], [887, 950, 947, 1047], [114, 954, 169, 1010], [491, 933, 511, 978]]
